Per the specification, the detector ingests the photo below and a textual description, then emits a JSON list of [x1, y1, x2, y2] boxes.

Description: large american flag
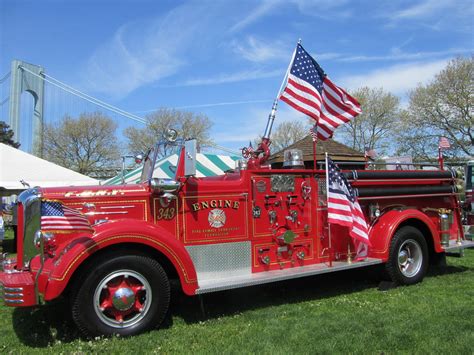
[[280, 44, 361, 141], [41, 201, 92, 232], [326, 157, 370, 245]]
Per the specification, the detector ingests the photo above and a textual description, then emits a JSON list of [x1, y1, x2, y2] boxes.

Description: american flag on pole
[[326, 156, 370, 248], [41, 201, 92, 232], [438, 137, 450, 149], [280, 43, 361, 141]]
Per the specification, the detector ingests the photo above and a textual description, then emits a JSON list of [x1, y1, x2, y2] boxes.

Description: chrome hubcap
[[94, 270, 152, 328], [397, 239, 422, 278], [112, 287, 135, 311]]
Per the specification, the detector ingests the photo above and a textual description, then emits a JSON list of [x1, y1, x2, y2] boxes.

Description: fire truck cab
[[1, 130, 473, 337]]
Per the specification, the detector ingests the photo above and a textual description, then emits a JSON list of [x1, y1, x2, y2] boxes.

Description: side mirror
[[184, 139, 197, 177]]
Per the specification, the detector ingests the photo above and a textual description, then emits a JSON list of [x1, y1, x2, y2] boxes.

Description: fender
[[43, 219, 198, 300], [368, 208, 439, 261]]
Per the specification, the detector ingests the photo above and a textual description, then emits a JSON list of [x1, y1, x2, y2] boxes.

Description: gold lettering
[[192, 203, 200, 211], [202, 201, 209, 209], [210, 200, 217, 208], [224, 200, 231, 208], [233, 201, 240, 209]]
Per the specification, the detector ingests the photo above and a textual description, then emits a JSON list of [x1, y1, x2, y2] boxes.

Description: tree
[[336, 87, 400, 154], [124, 108, 213, 156], [0, 121, 20, 148], [396, 56, 473, 160], [266, 121, 310, 152], [42, 112, 120, 175]]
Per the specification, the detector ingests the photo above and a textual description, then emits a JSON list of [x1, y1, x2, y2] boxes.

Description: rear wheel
[[71, 254, 170, 337], [386, 226, 429, 285]]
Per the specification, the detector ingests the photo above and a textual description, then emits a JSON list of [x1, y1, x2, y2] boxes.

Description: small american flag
[[438, 137, 450, 149], [364, 148, 377, 159], [41, 201, 92, 232], [280, 43, 361, 141], [326, 157, 370, 246]]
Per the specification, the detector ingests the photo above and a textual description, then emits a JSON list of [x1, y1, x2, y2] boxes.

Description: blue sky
[[1, 0, 473, 153]]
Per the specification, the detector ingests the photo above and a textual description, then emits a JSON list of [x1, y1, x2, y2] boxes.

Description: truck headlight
[[34, 230, 43, 249], [33, 230, 57, 256]]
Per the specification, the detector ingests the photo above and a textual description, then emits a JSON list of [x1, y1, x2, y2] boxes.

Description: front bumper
[[0, 255, 37, 307]]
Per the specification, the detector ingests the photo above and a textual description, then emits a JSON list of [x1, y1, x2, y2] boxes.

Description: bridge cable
[[0, 72, 11, 84], [18, 66, 147, 125]]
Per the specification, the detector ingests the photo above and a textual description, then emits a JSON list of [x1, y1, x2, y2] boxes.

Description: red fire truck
[[1, 127, 473, 337]]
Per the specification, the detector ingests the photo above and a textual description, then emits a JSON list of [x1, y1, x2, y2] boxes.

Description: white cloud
[[393, 0, 451, 19], [83, 3, 224, 98], [231, 36, 288, 63], [229, 0, 283, 33], [339, 59, 449, 95], [339, 48, 473, 62], [182, 69, 282, 87]]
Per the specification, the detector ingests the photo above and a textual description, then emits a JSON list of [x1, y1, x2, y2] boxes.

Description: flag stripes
[[41, 201, 92, 232], [326, 157, 370, 245], [279, 43, 361, 141]]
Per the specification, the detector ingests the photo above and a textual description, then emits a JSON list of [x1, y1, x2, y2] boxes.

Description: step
[[196, 258, 383, 294], [442, 239, 474, 252]]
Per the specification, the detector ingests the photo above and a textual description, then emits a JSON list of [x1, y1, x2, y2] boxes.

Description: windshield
[[140, 141, 183, 182]]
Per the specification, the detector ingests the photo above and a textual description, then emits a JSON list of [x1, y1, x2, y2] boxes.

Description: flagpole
[[325, 152, 333, 267], [262, 40, 300, 140], [438, 147, 444, 170], [313, 134, 318, 171]]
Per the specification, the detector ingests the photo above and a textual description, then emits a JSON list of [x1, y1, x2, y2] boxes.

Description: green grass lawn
[[1, 249, 473, 354]]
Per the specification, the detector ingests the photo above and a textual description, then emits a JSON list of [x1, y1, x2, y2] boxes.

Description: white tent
[[0, 143, 98, 189]]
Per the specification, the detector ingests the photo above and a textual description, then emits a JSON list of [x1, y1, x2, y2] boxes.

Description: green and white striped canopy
[[103, 153, 240, 185]]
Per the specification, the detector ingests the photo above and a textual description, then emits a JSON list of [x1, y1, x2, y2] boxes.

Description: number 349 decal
[[156, 207, 176, 220]]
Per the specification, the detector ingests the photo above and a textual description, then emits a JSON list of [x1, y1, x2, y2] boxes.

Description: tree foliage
[[268, 121, 310, 152], [124, 108, 213, 156], [396, 56, 473, 160], [0, 121, 20, 148], [42, 112, 120, 175], [336, 87, 400, 154]]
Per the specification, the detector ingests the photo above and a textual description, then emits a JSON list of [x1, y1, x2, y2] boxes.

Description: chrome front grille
[[1, 285, 24, 304], [18, 188, 42, 267]]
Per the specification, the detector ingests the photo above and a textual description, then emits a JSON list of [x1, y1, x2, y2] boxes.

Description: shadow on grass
[[168, 261, 470, 326], [11, 260, 470, 347], [12, 298, 81, 347]]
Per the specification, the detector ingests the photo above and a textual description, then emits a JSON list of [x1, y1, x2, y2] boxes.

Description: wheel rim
[[397, 239, 423, 278], [93, 269, 152, 329]]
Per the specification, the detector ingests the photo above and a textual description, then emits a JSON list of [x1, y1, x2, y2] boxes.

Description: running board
[[195, 258, 383, 294], [442, 239, 474, 252]]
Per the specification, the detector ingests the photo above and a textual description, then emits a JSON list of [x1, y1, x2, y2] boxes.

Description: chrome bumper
[[0, 254, 37, 307]]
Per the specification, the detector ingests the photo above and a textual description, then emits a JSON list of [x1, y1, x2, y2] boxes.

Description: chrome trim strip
[[5, 287, 23, 292], [85, 211, 128, 215], [100, 205, 134, 209], [5, 293, 23, 298], [5, 299, 24, 304]]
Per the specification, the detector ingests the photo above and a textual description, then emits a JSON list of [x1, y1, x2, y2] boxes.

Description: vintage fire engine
[[1, 121, 473, 337]]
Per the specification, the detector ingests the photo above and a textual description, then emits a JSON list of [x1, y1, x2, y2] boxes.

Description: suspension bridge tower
[[9, 60, 45, 157]]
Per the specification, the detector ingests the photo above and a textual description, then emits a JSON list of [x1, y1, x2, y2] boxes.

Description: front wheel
[[386, 226, 429, 285], [71, 254, 170, 337]]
